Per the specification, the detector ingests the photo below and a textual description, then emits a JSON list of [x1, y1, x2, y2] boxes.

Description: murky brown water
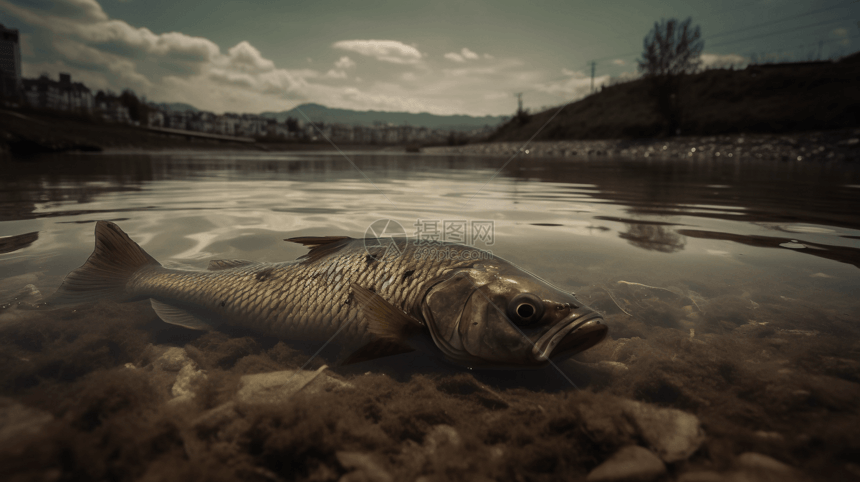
[[1, 151, 859, 481]]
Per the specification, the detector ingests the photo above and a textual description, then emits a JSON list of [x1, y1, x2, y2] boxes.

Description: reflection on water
[[2, 152, 859, 297]]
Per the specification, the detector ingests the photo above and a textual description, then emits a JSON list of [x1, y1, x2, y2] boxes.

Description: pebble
[[622, 400, 705, 463], [736, 452, 797, 475], [336, 451, 392, 482], [586, 445, 666, 482], [235, 366, 352, 404]]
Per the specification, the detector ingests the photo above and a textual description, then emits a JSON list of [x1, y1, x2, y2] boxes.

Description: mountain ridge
[[260, 103, 505, 131]]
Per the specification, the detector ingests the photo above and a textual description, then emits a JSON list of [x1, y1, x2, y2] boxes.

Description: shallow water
[[2, 151, 860, 480]]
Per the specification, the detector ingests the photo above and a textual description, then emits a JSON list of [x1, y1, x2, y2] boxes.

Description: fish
[[48, 221, 607, 368]]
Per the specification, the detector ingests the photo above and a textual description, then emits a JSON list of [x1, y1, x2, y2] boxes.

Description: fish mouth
[[533, 312, 607, 362]]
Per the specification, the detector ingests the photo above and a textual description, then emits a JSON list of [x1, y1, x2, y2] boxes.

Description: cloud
[[536, 69, 610, 99], [832, 28, 850, 46], [332, 39, 422, 64], [222, 41, 274, 71], [333, 56, 356, 69], [323, 56, 355, 79], [561, 68, 585, 77], [700, 53, 747, 68], [324, 69, 347, 79], [611, 59, 626, 66], [3, 0, 587, 116], [461, 48, 479, 60], [444, 47, 485, 63]]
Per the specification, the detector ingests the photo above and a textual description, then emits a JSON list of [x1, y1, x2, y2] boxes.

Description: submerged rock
[[153, 346, 192, 372], [586, 445, 666, 482], [149, 346, 207, 403], [736, 452, 800, 476], [147, 345, 206, 404], [236, 365, 352, 404], [622, 400, 705, 463], [422, 424, 462, 455], [171, 362, 207, 400]]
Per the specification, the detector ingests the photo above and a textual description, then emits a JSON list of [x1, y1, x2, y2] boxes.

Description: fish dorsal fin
[[341, 339, 414, 366], [150, 299, 216, 330], [207, 259, 257, 270], [285, 236, 352, 262], [286, 236, 351, 247], [350, 284, 423, 340]]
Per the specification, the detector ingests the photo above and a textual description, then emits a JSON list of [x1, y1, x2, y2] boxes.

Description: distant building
[[22, 73, 93, 112], [96, 99, 130, 123], [147, 110, 164, 127], [0, 24, 22, 99], [165, 110, 189, 130]]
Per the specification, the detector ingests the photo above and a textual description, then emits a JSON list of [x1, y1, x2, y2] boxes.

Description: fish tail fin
[[47, 221, 161, 306]]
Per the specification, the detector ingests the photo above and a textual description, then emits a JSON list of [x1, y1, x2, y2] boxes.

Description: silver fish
[[49, 221, 607, 368]]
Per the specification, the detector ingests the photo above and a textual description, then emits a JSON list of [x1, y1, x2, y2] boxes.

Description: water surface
[[2, 151, 860, 478]]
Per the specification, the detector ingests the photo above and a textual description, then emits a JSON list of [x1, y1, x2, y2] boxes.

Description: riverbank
[[423, 128, 860, 162], [0, 109, 388, 157], [4, 108, 859, 163]]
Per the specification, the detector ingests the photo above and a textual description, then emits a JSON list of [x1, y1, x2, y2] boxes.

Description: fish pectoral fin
[[350, 283, 424, 340], [340, 339, 415, 366], [150, 299, 216, 330], [207, 259, 257, 270]]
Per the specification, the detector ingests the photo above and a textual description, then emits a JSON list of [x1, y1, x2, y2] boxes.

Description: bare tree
[[638, 18, 703, 77], [638, 18, 703, 135]]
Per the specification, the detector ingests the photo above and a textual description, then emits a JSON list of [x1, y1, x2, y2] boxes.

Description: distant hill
[[261, 103, 505, 131], [490, 56, 860, 141], [152, 102, 201, 113]]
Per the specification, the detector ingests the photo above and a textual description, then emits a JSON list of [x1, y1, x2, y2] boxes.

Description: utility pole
[[589, 61, 596, 94], [515, 92, 523, 113]]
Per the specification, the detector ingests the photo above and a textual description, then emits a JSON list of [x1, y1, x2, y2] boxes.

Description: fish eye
[[507, 293, 545, 326]]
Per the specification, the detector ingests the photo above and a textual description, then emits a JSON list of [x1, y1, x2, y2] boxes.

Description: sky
[[2, 0, 857, 116]]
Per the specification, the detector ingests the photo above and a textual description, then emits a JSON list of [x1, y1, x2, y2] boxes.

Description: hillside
[[490, 57, 860, 142], [152, 102, 201, 113], [261, 103, 504, 131]]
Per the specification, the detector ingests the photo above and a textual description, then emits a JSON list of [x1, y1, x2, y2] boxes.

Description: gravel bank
[[423, 129, 860, 162]]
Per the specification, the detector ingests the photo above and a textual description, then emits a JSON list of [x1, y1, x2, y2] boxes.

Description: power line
[[697, 3, 851, 41], [519, 4, 858, 102], [564, 2, 848, 59], [707, 17, 850, 49], [588, 14, 852, 64]]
